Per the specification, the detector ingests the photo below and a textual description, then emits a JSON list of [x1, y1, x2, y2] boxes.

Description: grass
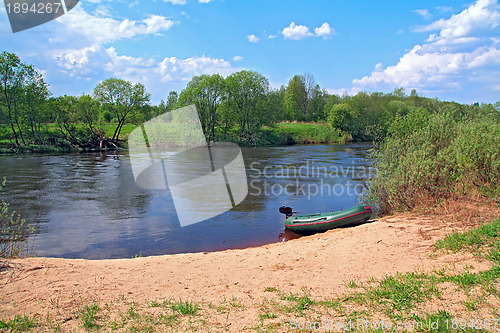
[[344, 272, 442, 319], [79, 302, 101, 330], [0, 315, 36, 332], [169, 300, 200, 316], [1, 178, 33, 259], [274, 122, 345, 144], [3, 218, 500, 332], [435, 219, 500, 256], [0, 121, 346, 153], [280, 289, 315, 313]]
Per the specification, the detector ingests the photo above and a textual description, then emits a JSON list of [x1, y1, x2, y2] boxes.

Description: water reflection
[[0, 143, 373, 259]]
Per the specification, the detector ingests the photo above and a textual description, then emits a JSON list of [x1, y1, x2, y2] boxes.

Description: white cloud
[[158, 55, 236, 81], [163, 0, 187, 4], [279, 22, 334, 40], [314, 22, 335, 39], [352, 0, 500, 102], [233, 56, 244, 62], [56, 6, 177, 44], [247, 34, 260, 43], [413, 9, 432, 20], [199, 0, 211, 3], [437, 6, 454, 13], [282, 22, 314, 40], [13, 3, 242, 102]]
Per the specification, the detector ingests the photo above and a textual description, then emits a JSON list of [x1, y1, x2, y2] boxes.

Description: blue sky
[[1, 0, 499, 104]]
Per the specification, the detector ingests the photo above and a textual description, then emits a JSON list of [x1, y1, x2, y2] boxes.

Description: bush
[[366, 110, 500, 213], [1, 178, 33, 259]]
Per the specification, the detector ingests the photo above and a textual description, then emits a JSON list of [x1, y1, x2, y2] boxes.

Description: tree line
[[1, 50, 499, 151]]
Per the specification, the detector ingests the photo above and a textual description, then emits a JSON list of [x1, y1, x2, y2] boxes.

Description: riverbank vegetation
[[366, 101, 500, 214], [0, 179, 32, 262], [2, 50, 499, 152]]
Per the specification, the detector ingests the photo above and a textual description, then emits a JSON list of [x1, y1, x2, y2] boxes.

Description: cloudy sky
[[1, 0, 499, 104]]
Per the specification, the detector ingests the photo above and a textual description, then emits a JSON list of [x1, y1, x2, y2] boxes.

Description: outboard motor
[[279, 206, 293, 218]]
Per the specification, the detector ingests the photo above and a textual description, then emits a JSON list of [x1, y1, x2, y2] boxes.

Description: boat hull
[[284, 205, 373, 234]]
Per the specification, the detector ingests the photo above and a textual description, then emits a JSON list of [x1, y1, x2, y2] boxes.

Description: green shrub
[[367, 110, 500, 213], [1, 178, 33, 259]]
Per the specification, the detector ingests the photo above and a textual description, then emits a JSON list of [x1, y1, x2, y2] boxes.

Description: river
[[0, 143, 374, 259]]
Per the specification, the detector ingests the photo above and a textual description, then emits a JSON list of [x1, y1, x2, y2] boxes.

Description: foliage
[[177, 74, 224, 142], [275, 122, 342, 144], [2, 50, 500, 153], [0, 178, 32, 258], [93, 78, 150, 142], [366, 105, 500, 213], [0, 51, 50, 146]]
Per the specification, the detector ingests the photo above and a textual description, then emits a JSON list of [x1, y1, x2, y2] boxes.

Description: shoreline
[[2, 201, 499, 331]]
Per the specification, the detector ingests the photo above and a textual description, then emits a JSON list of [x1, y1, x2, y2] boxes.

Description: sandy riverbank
[[1, 200, 499, 332]]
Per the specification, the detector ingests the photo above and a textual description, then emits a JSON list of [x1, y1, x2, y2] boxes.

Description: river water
[[0, 143, 374, 259]]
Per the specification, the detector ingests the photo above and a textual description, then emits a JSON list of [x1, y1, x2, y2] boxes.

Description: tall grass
[[1, 178, 33, 259], [366, 108, 500, 213]]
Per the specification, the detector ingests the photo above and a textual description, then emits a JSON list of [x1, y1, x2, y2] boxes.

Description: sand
[[1, 200, 499, 331]]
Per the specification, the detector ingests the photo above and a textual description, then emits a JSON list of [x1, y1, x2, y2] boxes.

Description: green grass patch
[[101, 123, 137, 140], [280, 290, 314, 313], [349, 272, 441, 317], [79, 302, 101, 330], [258, 312, 277, 320], [169, 300, 200, 316], [0, 315, 37, 332], [275, 122, 344, 144], [436, 219, 500, 261]]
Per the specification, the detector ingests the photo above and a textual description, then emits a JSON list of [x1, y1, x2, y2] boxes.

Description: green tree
[[0, 51, 48, 146], [51, 95, 80, 145], [77, 94, 102, 138], [178, 74, 224, 142], [327, 103, 353, 132], [284, 75, 307, 121], [307, 85, 327, 121], [166, 91, 178, 111], [224, 70, 270, 144], [93, 78, 150, 142], [21, 69, 50, 144], [266, 86, 286, 123]]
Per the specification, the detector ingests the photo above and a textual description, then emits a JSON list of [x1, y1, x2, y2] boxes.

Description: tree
[[284, 75, 307, 121], [178, 74, 224, 142], [0, 51, 48, 146], [165, 91, 178, 111], [52, 95, 80, 144], [77, 94, 101, 137], [327, 103, 353, 132], [93, 78, 150, 142], [22, 71, 50, 143], [307, 85, 328, 121], [266, 86, 286, 122], [224, 70, 270, 144]]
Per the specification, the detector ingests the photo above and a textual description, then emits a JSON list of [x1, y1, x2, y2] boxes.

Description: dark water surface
[[0, 143, 373, 259]]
